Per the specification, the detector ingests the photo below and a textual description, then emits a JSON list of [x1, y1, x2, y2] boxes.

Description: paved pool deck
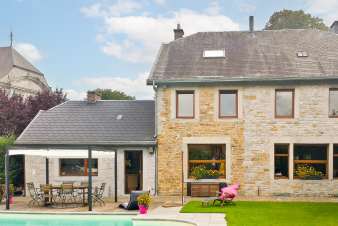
[[135, 206, 226, 226]]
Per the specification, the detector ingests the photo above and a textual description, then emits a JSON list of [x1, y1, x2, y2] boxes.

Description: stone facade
[[25, 147, 155, 197], [156, 82, 338, 197]]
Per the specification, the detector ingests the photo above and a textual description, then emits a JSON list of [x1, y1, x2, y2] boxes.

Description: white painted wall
[[25, 147, 156, 198]]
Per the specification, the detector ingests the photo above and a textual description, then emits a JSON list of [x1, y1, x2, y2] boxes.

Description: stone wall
[[156, 83, 338, 197], [0, 67, 48, 97], [156, 86, 245, 196]]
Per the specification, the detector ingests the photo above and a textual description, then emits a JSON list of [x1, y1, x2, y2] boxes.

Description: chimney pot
[[173, 23, 184, 40], [87, 91, 101, 103], [330, 21, 338, 34], [249, 16, 254, 32]]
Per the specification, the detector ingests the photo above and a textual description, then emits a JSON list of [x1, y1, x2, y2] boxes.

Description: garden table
[[42, 184, 88, 207]]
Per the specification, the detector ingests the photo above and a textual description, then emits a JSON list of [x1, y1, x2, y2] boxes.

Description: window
[[274, 144, 289, 179], [219, 90, 238, 118], [188, 144, 226, 179], [329, 89, 338, 117], [334, 145, 338, 179], [275, 89, 294, 118], [293, 144, 328, 179], [203, 49, 225, 58], [176, 90, 195, 118], [60, 159, 98, 176]]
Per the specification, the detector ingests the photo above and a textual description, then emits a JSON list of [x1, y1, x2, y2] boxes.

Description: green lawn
[[180, 201, 338, 226]]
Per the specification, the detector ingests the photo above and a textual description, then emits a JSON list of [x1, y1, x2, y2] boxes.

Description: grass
[[180, 201, 338, 226]]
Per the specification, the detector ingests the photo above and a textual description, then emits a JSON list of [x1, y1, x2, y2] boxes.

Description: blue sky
[[0, 0, 337, 99]]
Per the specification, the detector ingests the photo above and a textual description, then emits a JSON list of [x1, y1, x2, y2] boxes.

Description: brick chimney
[[249, 16, 254, 32], [174, 24, 184, 40], [87, 91, 101, 103], [330, 21, 338, 34]]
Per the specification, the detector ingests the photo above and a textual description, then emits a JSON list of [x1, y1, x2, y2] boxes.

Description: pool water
[[0, 214, 194, 226]]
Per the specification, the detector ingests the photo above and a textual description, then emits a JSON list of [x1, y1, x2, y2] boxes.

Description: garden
[[181, 201, 338, 226]]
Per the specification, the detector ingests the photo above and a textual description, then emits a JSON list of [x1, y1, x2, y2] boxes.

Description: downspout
[[153, 80, 158, 196]]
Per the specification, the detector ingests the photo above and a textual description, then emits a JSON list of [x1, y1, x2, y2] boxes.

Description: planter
[[303, 175, 323, 180], [138, 205, 148, 214], [9, 195, 14, 204], [201, 176, 220, 179]]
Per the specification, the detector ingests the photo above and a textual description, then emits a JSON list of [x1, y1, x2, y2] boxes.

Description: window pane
[[274, 144, 289, 179], [220, 91, 237, 117], [177, 91, 194, 118], [329, 90, 338, 116], [276, 90, 293, 117], [294, 144, 327, 179], [60, 159, 98, 176], [188, 144, 225, 179], [275, 144, 289, 154]]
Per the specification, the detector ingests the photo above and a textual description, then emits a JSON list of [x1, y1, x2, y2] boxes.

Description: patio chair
[[58, 183, 77, 207], [40, 184, 54, 205], [119, 190, 149, 210], [212, 183, 240, 207], [27, 182, 45, 207], [93, 183, 106, 206], [76, 181, 89, 204]]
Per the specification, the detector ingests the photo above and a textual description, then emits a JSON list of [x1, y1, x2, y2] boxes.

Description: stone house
[[0, 46, 49, 97], [14, 18, 338, 199], [146, 19, 338, 197]]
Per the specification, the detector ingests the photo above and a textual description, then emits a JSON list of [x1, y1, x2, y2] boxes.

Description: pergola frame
[[4, 143, 136, 211]]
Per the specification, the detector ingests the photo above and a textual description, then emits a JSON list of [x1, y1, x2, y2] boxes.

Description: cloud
[[304, 0, 338, 24], [153, 0, 166, 6], [71, 72, 153, 100], [14, 43, 43, 63], [81, 0, 142, 17], [205, 1, 221, 15], [65, 89, 87, 100], [81, 1, 240, 63], [239, 3, 256, 13]]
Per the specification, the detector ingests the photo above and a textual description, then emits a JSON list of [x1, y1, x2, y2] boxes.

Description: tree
[[0, 89, 67, 137], [92, 89, 135, 100], [0, 90, 27, 136], [0, 136, 15, 183], [265, 9, 328, 31], [25, 89, 67, 124]]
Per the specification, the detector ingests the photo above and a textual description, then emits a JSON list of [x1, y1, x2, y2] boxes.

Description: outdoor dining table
[[42, 185, 88, 207]]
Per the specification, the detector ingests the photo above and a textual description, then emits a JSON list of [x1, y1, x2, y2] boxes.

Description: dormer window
[[203, 49, 225, 58], [296, 51, 308, 57]]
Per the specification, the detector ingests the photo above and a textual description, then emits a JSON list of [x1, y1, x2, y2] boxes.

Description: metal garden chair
[[27, 182, 45, 207], [93, 183, 106, 206]]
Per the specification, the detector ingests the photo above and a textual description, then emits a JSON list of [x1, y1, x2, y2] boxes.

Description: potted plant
[[295, 164, 323, 180], [137, 193, 151, 214]]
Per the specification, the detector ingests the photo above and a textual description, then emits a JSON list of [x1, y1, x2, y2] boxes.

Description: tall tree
[[265, 9, 328, 31], [0, 90, 27, 136], [92, 89, 135, 100], [0, 89, 67, 137]]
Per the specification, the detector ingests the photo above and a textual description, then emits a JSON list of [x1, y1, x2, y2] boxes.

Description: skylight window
[[203, 49, 225, 58], [296, 51, 308, 57]]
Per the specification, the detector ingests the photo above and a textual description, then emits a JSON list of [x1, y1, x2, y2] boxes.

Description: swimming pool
[[0, 213, 195, 226]]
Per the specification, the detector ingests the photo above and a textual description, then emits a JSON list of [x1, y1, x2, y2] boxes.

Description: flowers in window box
[[191, 165, 221, 179], [295, 164, 323, 179]]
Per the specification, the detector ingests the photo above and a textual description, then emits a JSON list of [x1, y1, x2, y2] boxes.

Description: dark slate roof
[[147, 29, 338, 84], [0, 47, 43, 79], [16, 100, 155, 146]]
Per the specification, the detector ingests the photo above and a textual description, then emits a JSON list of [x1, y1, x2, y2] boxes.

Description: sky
[[0, 0, 337, 100]]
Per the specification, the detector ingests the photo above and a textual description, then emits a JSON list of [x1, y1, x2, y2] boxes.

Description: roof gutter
[[147, 75, 338, 85]]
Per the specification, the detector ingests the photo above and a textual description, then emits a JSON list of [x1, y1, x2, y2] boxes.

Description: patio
[[3, 146, 121, 211]]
